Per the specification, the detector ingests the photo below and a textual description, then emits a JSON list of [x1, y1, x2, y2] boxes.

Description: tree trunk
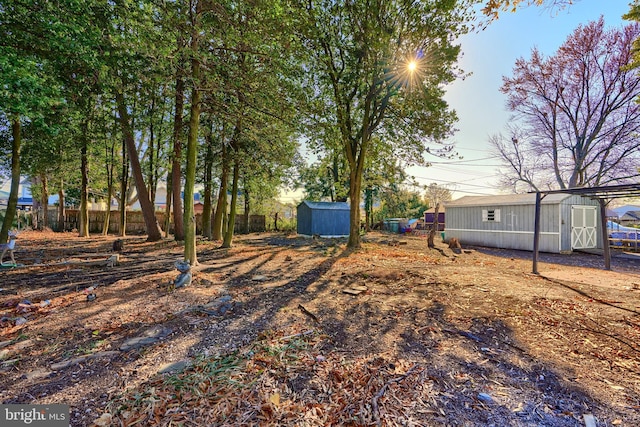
[[183, 4, 202, 264], [147, 93, 157, 206], [202, 132, 214, 239], [212, 141, 228, 241], [222, 158, 239, 248], [0, 117, 21, 244], [171, 75, 185, 241], [364, 185, 373, 232], [79, 131, 89, 237], [428, 202, 440, 248], [244, 184, 250, 234], [41, 174, 49, 229], [164, 166, 172, 238], [115, 90, 162, 242], [103, 138, 115, 236], [57, 179, 65, 232], [119, 135, 128, 237], [31, 176, 41, 231], [348, 168, 362, 248], [103, 181, 112, 236], [346, 134, 368, 248]]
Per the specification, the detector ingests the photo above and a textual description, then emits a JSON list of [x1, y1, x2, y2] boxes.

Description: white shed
[[444, 193, 602, 253]]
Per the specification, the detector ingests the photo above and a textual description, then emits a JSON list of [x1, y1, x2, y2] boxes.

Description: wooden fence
[[46, 210, 265, 235]]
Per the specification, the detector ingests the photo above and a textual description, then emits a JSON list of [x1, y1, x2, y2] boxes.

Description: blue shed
[[297, 201, 350, 237]]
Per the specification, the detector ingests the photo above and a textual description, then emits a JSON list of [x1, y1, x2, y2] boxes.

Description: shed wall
[[296, 204, 313, 236], [446, 203, 560, 252], [296, 202, 350, 237], [445, 195, 600, 253], [310, 209, 350, 236]]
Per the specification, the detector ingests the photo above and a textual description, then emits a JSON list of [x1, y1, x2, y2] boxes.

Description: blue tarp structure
[[607, 221, 639, 246]]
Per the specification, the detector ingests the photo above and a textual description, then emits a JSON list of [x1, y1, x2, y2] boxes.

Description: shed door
[[571, 206, 597, 249]]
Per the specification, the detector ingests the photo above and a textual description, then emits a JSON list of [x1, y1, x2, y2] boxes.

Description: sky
[[408, 0, 633, 200]]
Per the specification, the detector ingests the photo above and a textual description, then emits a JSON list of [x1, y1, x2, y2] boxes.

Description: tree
[[0, 0, 66, 242], [425, 183, 452, 207], [481, 0, 575, 18], [494, 18, 640, 191], [104, 0, 165, 242], [295, 0, 465, 248]]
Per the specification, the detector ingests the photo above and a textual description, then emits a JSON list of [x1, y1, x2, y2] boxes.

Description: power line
[[411, 173, 502, 188], [427, 155, 502, 165]]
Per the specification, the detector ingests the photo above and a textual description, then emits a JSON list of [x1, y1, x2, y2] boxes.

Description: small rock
[[86, 293, 97, 301], [94, 413, 112, 427], [120, 326, 173, 351], [583, 414, 597, 427], [315, 355, 326, 362], [158, 359, 191, 374], [0, 349, 10, 360], [477, 393, 493, 403], [204, 295, 233, 308], [24, 369, 52, 380], [142, 325, 172, 339], [251, 275, 268, 282], [119, 337, 156, 352], [39, 299, 51, 307], [14, 317, 27, 326], [51, 357, 86, 370]]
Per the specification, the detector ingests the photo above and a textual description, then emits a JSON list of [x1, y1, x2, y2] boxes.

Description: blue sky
[[408, 0, 633, 199]]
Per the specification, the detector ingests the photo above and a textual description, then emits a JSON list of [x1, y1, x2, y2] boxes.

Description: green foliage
[[374, 187, 429, 221]]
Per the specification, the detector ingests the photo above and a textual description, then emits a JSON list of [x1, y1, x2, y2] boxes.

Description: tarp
[[607, 221, 639, 246]]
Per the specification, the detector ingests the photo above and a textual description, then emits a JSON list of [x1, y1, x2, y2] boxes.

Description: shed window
[[482, 209, 501, 222]]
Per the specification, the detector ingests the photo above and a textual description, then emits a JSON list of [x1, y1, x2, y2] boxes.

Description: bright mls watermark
[[1, 404, 68, 426]]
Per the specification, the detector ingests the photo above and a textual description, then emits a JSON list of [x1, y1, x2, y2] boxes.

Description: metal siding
[[310, 209, 349, 236], [446, 203, 561, 252], [447, 194, 603, 253], [295, 203, 348, 237], [296, 203, 312, 235]]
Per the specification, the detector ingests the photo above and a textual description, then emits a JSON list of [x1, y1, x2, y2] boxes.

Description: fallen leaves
[[102, 331, 444, 427]]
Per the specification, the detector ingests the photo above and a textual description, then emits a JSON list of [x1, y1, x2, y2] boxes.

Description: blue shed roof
[[298, 201, 350, 210]]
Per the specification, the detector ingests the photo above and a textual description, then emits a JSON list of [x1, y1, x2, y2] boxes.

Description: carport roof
[[533, 183, 640, 200], [531, 183, 640, 274]]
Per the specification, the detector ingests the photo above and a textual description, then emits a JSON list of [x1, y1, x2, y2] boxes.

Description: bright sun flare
[[407, 60, 417, 72]]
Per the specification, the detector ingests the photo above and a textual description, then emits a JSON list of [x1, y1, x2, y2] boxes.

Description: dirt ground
[[0, 230, 639, 426]]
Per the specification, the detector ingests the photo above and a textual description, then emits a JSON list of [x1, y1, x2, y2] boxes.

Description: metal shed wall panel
[[445, 194, 600, 253], [296, 201, 350, 237]]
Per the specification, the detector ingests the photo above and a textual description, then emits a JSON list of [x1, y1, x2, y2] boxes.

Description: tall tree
[[183, 0, 203, 264], [295, 0, 466, 248], [0, 0, 64, 242], [493, 18, 640, 191]]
